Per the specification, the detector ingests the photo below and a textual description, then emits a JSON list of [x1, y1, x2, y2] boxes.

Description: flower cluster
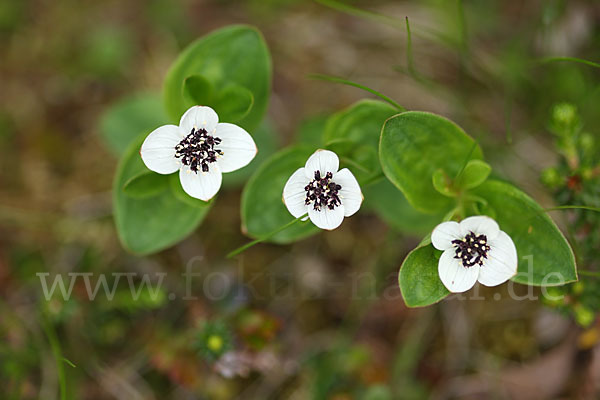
[[140, 106, 521, 295]]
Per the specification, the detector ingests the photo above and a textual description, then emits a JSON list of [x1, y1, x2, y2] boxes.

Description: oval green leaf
[[183, 74, 214, 106], [114, 135, 211, 255], [363, 180, 443, 236], [473, 179, 577, 285], [431, 169, 456, 197], [455, 159, 491, 190], [241, 146, 319, 244], [399, 244, 449, 307], [379, 111, 483, 213], [324, 99, 398, 182], [123, 171, 169, 198], [163, 25, 271, 130], [99, 92, 168, 156], [212, 83, 254, 123]]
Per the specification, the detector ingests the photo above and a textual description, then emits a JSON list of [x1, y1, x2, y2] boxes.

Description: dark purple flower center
[[452, 231, 490, 267], [304, 170, 342, 211], [175, 127, 223, 173]]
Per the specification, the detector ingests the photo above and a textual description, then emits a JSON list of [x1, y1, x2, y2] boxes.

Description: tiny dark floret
[[304, 170, 342, 211], [175, 127, 223, 173], [452, 231, 490, 267]]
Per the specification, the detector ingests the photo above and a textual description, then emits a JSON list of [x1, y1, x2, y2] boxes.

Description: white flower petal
[[304, 149, 339, 178], [333, 168, 363, 217], [283, 168, 310, 218], [431, 221, 462, 251], [214, 123, 257, 173], [179, 164, 222, 201], [438, 249, 480, 293], [140, 124, 182, 174], [459, 215, 500, 239], [478, 231, 518, 287], [308, 204, 345, 230], [179, 106, 219, 135]]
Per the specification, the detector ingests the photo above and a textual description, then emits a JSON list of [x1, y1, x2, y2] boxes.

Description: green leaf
[[431, 169, 456, 197], [163, 25, 271, 130], [379, 111, 483, 213], [212, 83, 254, 123], [363, 180, 442, 236], [241, 146, 319, 243], [399, 244, 449, 307], [323, 99, 398, 182], [113, 135, 211, 255], [322, 100, 442, 233], [324, 99, 398, 148], [296, 115, 327, 146], [473, 179, 577, 286], [99, 92, 169, 156], [183, 74, 214, 106], [122, 172, 169, 198], [455, 159, 491, 189]]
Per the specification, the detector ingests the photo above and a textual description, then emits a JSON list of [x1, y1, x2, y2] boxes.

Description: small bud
[[541, 167, 563, 189], [552, 103, 578, 126], [574, 304, 596, 327], [572, 281, 585, 295], [579, 133, 595, 154]]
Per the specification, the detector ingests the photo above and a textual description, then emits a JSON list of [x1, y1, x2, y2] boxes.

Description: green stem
[[579, 270, 600, 278], [309, 74, 406, 111], [41, 312, 68, 400], [544, 205, 600, 213], [227, 214, 307, 258], [538, 56, 600, 69]]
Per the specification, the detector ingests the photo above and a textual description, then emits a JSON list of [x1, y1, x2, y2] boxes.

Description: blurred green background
[[1, 0, 599, 399]]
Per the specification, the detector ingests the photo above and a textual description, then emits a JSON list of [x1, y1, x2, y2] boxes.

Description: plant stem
[[227, 214, 308, 258], [41, 312, 68, 400], [309, 74, 406, 111], [579, 270, 600, 278]]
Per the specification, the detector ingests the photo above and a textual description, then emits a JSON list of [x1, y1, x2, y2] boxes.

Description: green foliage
[[183, 75, 255, 123], [122, 171, 169, 198], [379, 111, 483, 213], [99, 93, 169, 156], [113, 135, 211, 254], [323, 99, 396, 181], [321, 100, 442, 235], [363, 179, 442, 236], [455, 159, 491, 190], [241, 146, 319, 243], [474, 179, 577, 285], [163, 24, 271, 130], [398, 244, 449, 307]]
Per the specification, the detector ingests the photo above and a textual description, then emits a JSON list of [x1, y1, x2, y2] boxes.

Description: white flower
[[140, 105, 257, 201], [431, 215, 518, 293], [282, 149, 363, 230]]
